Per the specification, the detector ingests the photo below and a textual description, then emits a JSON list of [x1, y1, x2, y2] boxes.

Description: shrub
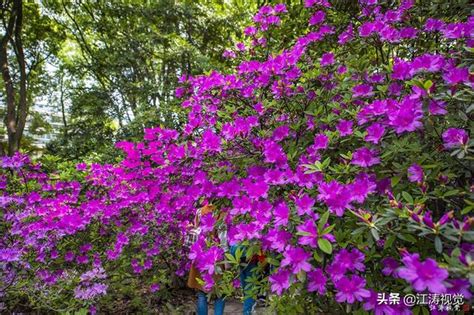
[[1, 0, 473, 313]]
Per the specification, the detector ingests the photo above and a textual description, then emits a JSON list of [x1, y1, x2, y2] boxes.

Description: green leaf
[[235, 247, 243, 263], [74, 309, 88, 315], [391, 176, 401, 187], [423, 80, 433, 90], [402, 191, 414, 204], [313, 250, 323, 263], [384, 234, 396, 250], [318, 238, 333, 254], [434, 236, 443, 254], [322, 157, 331, 168], [461, 205, 473, 215], [225, 253, 238, 265], [370, 228, 380, 241], [376, 85, 388, 92], [318, 211, 330, 233], [322, 224, 335, 235], [443, 189, 459, 197], [397, 233, 417, 243]]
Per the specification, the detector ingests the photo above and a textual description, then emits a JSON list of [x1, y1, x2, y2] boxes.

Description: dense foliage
[[1, 0, 473, 314], [42, 0, 254, 161]]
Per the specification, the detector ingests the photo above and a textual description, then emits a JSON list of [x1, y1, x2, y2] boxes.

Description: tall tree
[[0, 1, 62, 155], [43, 0, 254, 159], [0, 0, 25, 156]]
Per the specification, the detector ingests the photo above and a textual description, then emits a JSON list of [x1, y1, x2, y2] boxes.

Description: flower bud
[[422, 211, 435, 229]]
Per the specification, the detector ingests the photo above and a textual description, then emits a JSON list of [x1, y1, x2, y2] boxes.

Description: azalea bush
[[1, 0, 473, 313]]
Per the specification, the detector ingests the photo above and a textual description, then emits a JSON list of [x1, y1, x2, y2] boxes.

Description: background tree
[[0, 1, 62, 156], [43, 0, 256, 160]]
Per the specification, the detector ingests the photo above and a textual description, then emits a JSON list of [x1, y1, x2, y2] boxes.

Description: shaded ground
[[182, 298, 269, 315], [160, 289, 270, 314]]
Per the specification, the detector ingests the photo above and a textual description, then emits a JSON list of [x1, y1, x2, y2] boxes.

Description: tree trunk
[[0, 0, 26, 156], [59, 72, 68, 138], [12, 0, 27, 155], [0, 0, 19, 156]]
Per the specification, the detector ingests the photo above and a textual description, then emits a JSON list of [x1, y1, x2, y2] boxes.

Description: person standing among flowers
[[230, 244, 266, 315], [187, 203, 228, 315]]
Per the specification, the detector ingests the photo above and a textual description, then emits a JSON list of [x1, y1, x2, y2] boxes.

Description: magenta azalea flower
[[365, 123, 385, 144], [338, 24, 353, 45], [334, 275, 371, 304], [74, 283, 108, 300], [400, 27, 418, 39], [320, 52, 335, 67], [314, 133, 329, 149], [273, 3, 287, 13], [200, 213, 216, 233], [447, 279, 472, 299], [349, 172, 376, 203], [428, 100, 447, 115], [326, 261, 346, 282], [244, 179, 269, 200], [363, 290, 400, 315], [307, 268, 327, 294], [425, 18, 445, 31], [295, 194, 315, 215], [269, 269, 292, 295], [388, 98, 423, 134], [337, 65, 347, 74], [397, 253, 449, 293], [264, 140, 288, 164], [202, 272, 215, 292], [407, 163, 424, 183], [244, 26, 257, 36], [150, 283, 160, 293], [236, 42, 246, 51], [317, 180, 351, 216], [381, 257, 400, 277], [297, 219, 318, 248], [442, 128, 469, 149], [280, 247, 313, 274], [392, 58, 411, 80], [197, 246, 224, 275], [309, 10, 325, 25], [218, 179, 241, 197], [443, 67, 469, 85], [352, 83, 374, 98], [351, 147, 380, 168], [333, 248, 365, 272], [264, 169, 290, 185], [410, 53, 445, 74], [359, 21, 382, 38], [0, 248, 22, 262], [305, 0, 331, 8], [202, 130, 221, 152], [388, 82, 403, 96], [336, 120, 353, 137], [263, 229, 292, 252], [65, 251, 75, 262], [272, 125, 290, 141], [273, 202, 290, 227]]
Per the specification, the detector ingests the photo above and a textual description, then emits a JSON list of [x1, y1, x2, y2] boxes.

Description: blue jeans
[[230, 245, 257, 315], [197, 290, 225, 315], [240, 262, 257, 315]]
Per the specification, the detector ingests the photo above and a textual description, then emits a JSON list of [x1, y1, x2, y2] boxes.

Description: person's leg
[[213, 296, 225, 315], [196, 290, 208, 315], [240, 263, 256, 315]]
